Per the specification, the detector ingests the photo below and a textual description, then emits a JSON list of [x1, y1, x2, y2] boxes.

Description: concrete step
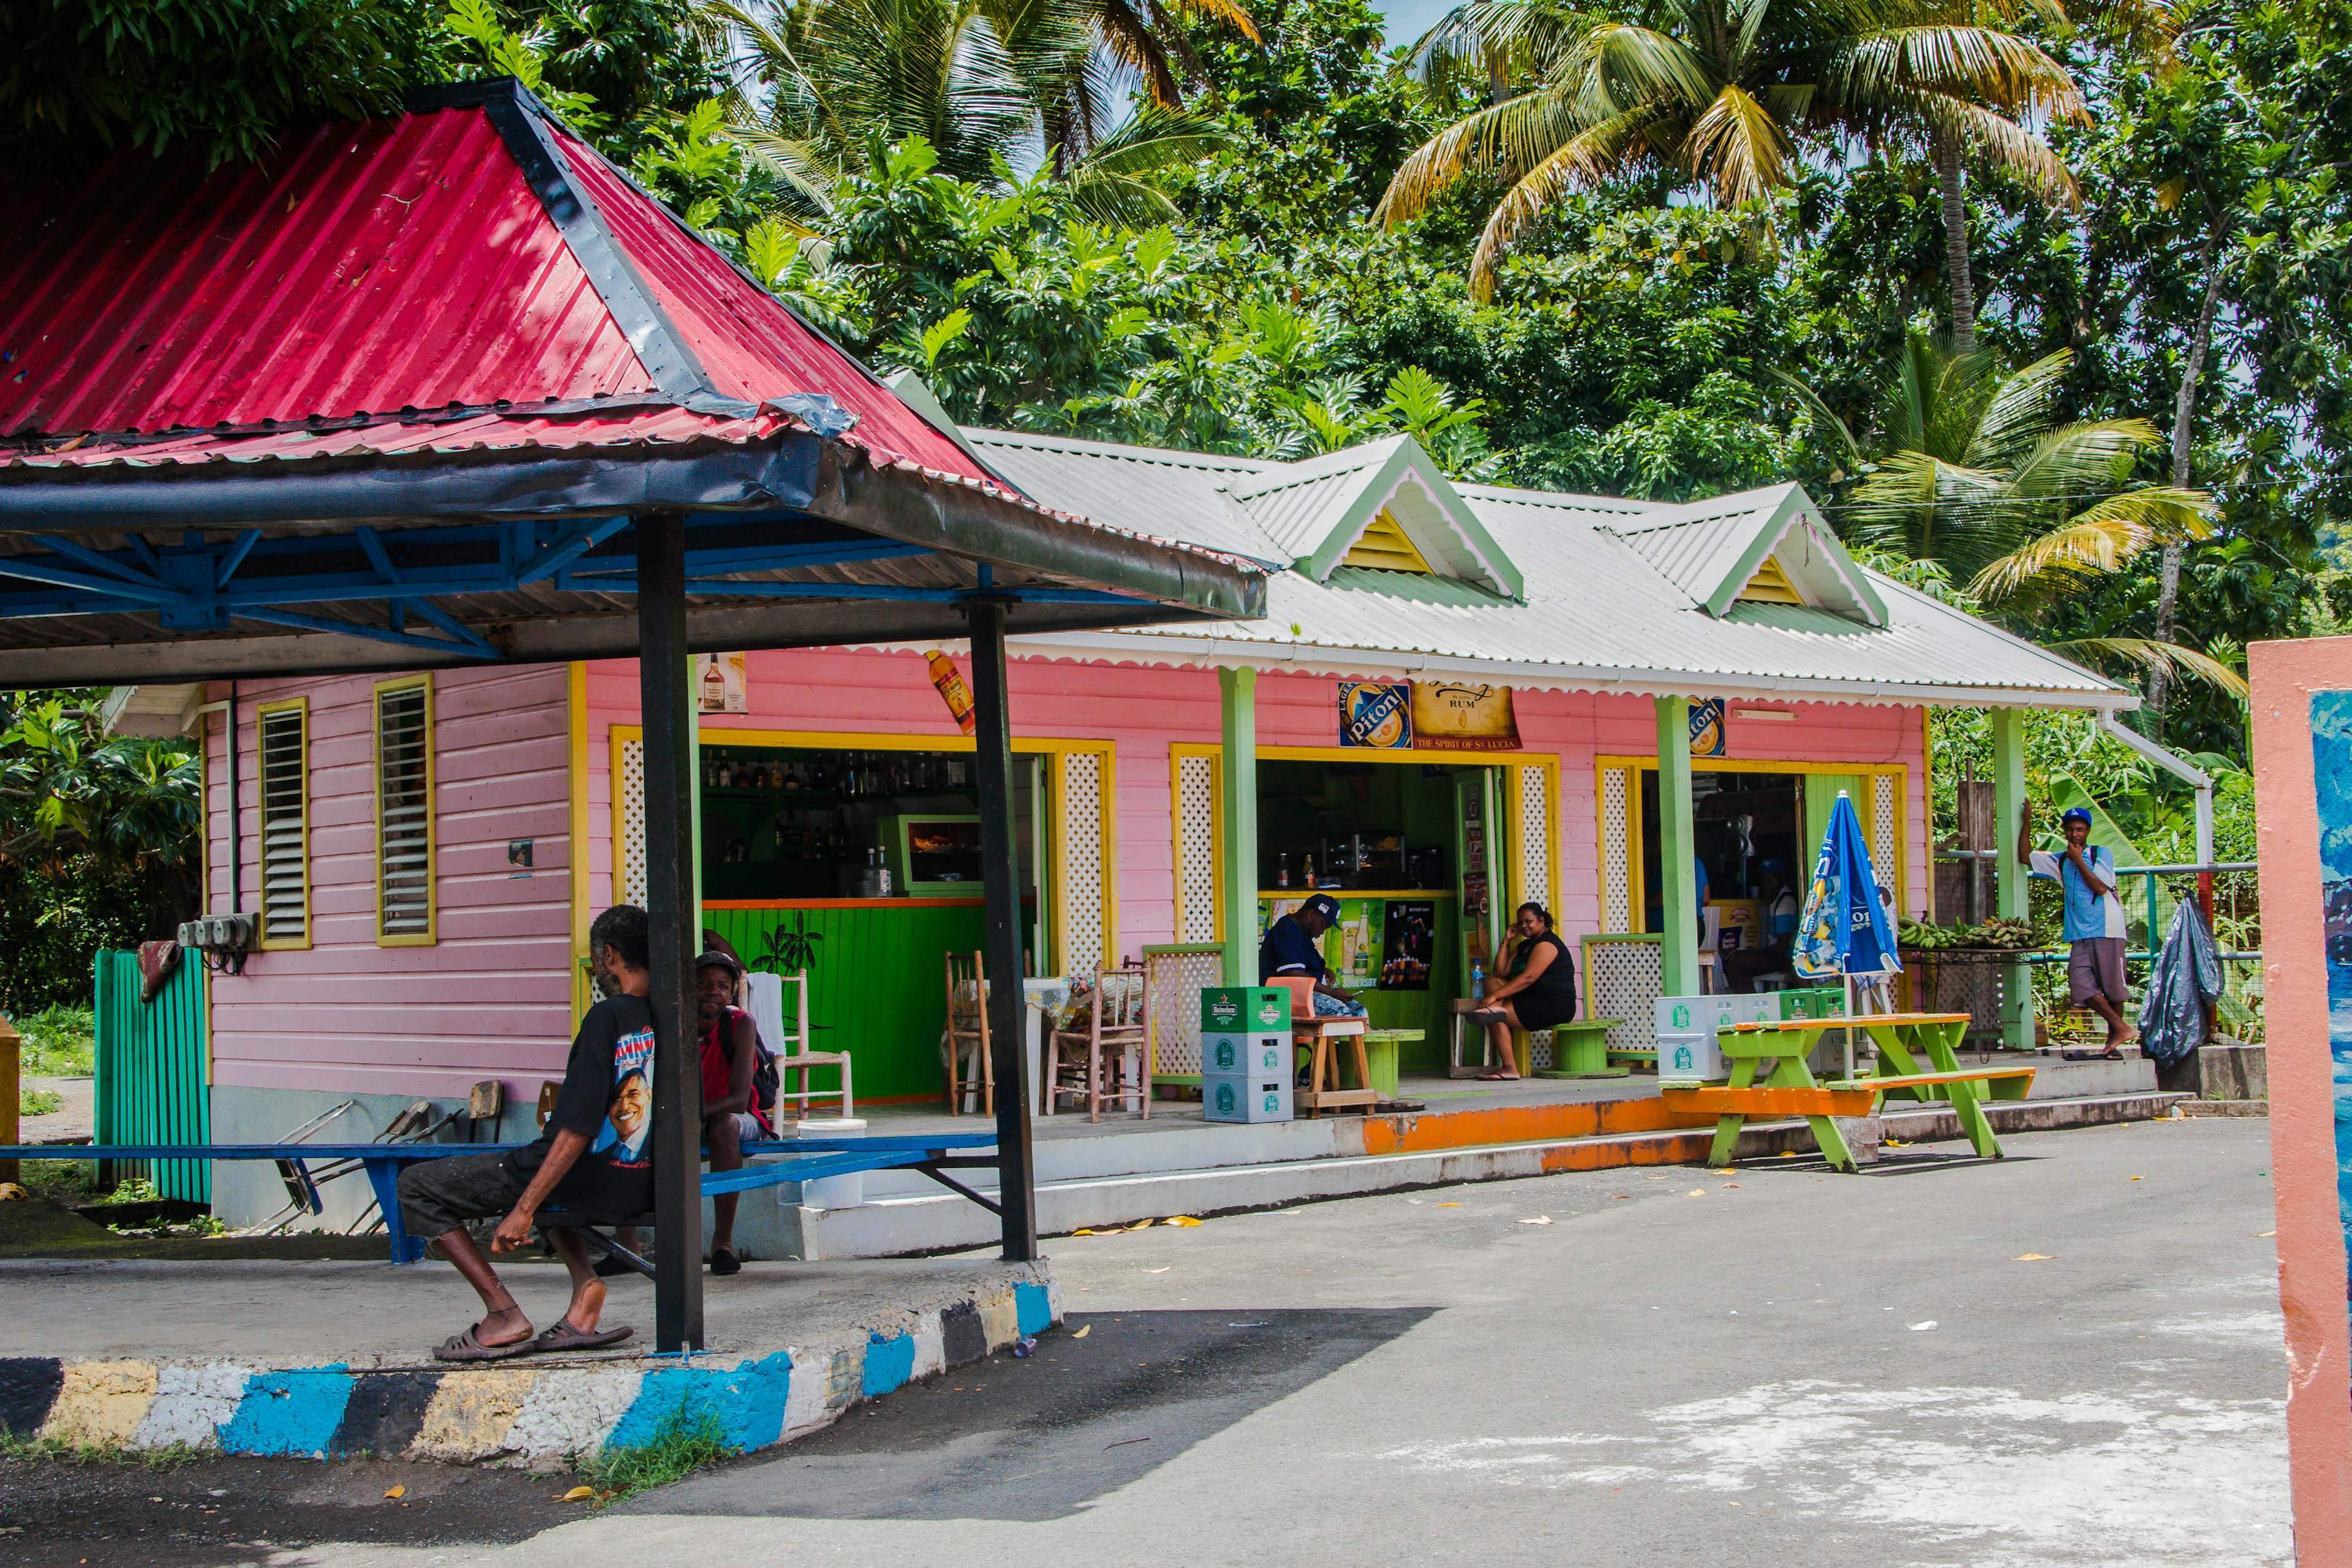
[[775, 1090, 2188, 1259]]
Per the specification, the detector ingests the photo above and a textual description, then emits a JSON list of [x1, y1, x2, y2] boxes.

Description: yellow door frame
[[1596, 754, 1910, 923]]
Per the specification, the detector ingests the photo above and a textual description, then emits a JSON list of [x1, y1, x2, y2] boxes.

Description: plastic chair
[[944, 951, 993, 1116], [747, 969, 851, 1120], [1049, 960, 1150, 1121]]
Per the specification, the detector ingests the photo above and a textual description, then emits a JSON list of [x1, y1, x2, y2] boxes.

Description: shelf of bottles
[[701, 745, 979, 897]]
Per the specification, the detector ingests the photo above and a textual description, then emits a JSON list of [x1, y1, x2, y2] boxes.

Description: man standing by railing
[[2019, 803, 2139, 1057]]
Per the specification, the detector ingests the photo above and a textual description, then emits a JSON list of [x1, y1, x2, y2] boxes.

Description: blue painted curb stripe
[[608, 1351, 793, 1454], [861, 1333, 915, 1397], [219, 1368, 355, 1457]]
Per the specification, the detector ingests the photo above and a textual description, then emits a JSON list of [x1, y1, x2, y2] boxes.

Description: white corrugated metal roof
[[968, 428, 2128, 709]]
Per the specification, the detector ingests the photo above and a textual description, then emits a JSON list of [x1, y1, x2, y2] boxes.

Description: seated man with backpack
[[603, 948, 777, 1276]]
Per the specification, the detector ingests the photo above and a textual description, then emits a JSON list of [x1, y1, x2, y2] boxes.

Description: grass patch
[[20, 1159, 97, 1201], [0, 1433, 205, 1468], [12, 1005, 94, 1077], [580, 1408, 733, 1502], [18, 1087, 60, 1118]]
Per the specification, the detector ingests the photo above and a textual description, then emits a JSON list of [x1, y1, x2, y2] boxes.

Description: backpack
[[750, 1027, 780, 1117]]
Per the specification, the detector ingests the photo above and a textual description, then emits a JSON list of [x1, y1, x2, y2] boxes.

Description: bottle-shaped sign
[[701, 655, 726, 710], [927, 650, 978, 735]]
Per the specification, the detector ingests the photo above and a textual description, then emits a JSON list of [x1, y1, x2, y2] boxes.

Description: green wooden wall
[[94, 950, 210, 1202], [703, 902, 988, 1103]]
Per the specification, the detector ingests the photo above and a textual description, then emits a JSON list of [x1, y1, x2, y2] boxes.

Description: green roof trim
[[1292, 437, 1523, 600], [1699, 489, 1887, 626]]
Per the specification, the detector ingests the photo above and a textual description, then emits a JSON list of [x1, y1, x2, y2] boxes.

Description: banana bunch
[[1899, 919, 1969, 949], [1898, 916, 2049, 950], [1971, 916, 2045, 949]]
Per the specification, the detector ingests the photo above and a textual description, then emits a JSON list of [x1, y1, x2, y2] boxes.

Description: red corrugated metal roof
[[0, 80, 993, 488]]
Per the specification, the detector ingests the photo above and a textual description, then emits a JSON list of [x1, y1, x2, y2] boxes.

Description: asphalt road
[[21, 1116, 2292, 1568]]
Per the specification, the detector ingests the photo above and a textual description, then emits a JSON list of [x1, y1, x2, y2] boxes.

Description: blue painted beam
[[216, 529, 262, 587], [236, 606, 500, 658]]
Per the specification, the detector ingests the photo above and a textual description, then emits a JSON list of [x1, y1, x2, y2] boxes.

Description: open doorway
[[1642, 768, 1805, 991]]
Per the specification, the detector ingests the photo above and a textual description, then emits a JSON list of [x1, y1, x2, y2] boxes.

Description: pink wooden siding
[[202, 646, 1929, 1096], [202, 664, 571, 1098]]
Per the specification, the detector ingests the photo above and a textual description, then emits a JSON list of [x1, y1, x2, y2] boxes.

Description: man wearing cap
[[1260, 893, 1368, 1017], [2019, 802, 2138, 1055]]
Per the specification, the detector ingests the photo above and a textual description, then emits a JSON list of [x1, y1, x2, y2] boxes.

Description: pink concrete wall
[[202, 664, 572, 1098], [2247, 635, 2352, 1566]]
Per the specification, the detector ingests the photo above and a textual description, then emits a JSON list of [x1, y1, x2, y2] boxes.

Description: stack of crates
[[1199, 986, 1294, 1123], [1651, 988, 1849, 1082]]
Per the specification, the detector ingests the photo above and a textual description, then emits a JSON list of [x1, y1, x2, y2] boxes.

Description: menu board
[[1259, 895, 1436, 992], [1380, 900, 1436, 990]]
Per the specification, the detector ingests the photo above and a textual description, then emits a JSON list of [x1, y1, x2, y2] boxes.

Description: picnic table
[[1656, 1012, 2034, 1172], [0, 1133, 999, 1265]]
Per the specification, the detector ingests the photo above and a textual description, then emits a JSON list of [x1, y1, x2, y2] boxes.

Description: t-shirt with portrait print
[[507, 993, 657, 1220]]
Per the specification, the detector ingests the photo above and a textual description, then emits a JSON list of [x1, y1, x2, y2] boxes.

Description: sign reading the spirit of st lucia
[[1336, 680, 1518, 749]]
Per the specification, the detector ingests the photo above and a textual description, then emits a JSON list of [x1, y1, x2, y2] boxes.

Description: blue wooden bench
[[0, 1133, 1000, 1266]]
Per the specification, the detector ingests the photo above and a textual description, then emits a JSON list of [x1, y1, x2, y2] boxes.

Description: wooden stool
[[943, 951, 992, 1115], [1271, 977, 1375, 1116]]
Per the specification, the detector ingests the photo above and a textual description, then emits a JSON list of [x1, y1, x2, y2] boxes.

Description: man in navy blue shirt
[[1260, 893, 1368, 1016]]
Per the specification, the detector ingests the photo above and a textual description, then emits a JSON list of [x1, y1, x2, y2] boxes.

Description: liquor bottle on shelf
[[1302, 853, 1315, 889], [783, 761, 801, 791], [752, 763, 768, 790], [1277, 853, 1289, 890], [717, 756, 733, 789]]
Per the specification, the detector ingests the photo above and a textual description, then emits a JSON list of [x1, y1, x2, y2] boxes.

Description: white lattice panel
[[1529, 1031, 1554, 1070], [1518, 764, 1550, 910], [1060, 751, 1106, 974], [619, 739, 646, 908], [1145, 946, 1224, 1076], [1175, 753, 1218, 943], [1588, 938, 1664, 1057], [1600, 767, 1632, 932], [1872, 773, 1899, 892]]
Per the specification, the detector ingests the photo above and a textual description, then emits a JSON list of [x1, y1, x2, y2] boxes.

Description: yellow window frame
[[374, 674, 437, 947]]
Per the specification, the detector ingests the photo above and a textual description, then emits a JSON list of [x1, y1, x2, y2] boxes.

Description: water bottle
[[1469, 962, 1483, 1000]]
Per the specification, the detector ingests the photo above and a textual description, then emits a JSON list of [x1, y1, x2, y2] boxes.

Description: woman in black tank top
[[1469, 903, 1578, 1079]]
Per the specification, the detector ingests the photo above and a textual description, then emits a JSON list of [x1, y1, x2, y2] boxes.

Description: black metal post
[[963, 599, 1038, 1260], [635, 513, 705, 1351]]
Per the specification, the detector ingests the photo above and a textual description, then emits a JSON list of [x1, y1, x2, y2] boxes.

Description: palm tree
[[1376, 0, 2084, 306], [702, 0, 1248, 224], [1786, 334, 2239, 693]]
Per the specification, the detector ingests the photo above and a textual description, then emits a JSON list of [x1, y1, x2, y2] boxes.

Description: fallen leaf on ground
[[1610, 1194, 1632, 1200], [1518, 1216, 1553, 1226], [1778, 1152, 1800, 1158], [562, 1487, 595, 1502], [1127, 1219, 1157, 1231], [0, 1183, 24, 1201], [1434, 1202, 1461, 1208], [2255, 1230, 2276, 1238], [1686, 1189, 1708, 1197], [1909, 1321, 1938, 1331], [1072, 1229, 1097, 1236], [1071, 1325, 1091, 1338], [1720, 1183, 1741, 1189], [1143, 1267, 1170, 1273], [2130, 1176, 2143, 1182], [1164, 1216, 1201, 1227], [1883, 1139, 1910, 1148], [383, 1485, 405, 1500], [2015, 1253, 2052, 1261]]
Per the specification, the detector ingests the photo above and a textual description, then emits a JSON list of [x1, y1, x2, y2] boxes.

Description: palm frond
[[1683, 83, 1793, 205], [1885, 91, 2080, 200], [2002, 418, 2163, 502], [1464, 102, 1664, 296], [1965, 346, 2071, 467], [1376, 85, 1592, 227], [1584, 21, 1719, 113], [1831, 26, 2086, 124], [2052, 637, 2250, 698], [1967, 512, 2161, 600], [1765, 367, 1861, 466]]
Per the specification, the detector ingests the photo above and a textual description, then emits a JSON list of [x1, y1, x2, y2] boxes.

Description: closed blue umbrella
[[1792, 791, 1904, 981]]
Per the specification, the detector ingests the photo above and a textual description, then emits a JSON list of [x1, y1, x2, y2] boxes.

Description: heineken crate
[[1770, 987, 1847, 1022], [1204, 1032, 1290, 1077], [1204, 1074, 1294, 1124], [1654, 993, 1773, 1040], [1200, 986, 1290, 1033]]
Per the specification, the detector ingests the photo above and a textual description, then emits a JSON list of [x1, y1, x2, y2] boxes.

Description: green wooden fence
[[94, 950, 210, 1202]]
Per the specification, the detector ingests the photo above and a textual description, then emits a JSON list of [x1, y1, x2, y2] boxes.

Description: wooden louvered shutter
[[257, 703, 310, 948], [375, 679, 434, 943]]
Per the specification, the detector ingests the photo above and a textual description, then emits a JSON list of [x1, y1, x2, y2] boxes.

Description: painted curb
[[3, 1275, 1058, 1466]]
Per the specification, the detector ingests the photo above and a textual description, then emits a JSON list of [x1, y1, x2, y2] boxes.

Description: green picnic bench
[[1657, 1012, 2034, 1172]]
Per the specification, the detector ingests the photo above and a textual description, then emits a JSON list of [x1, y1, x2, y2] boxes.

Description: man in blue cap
[[2019, 801, 2136, 1055], [1259, 892, 1368, 1017]]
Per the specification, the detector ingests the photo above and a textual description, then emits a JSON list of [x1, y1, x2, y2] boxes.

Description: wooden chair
[[747, 969, 851, 1121], [944, 952, 993, 1116], [1272, 976, 1374, 1117], [1048, 960, 1150, 1121]]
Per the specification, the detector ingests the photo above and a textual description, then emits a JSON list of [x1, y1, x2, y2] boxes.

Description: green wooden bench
[[1534, 1019, 1629, 1079]]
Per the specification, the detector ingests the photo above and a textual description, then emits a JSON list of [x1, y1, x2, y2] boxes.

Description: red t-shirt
[[699, 1006, 771, 1133]]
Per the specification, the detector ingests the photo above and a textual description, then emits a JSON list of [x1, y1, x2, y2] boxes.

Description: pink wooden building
[[160, 413, 2132, 1224]]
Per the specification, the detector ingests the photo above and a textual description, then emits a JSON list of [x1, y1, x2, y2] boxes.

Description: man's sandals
[[432, 1316, 632, 1361]]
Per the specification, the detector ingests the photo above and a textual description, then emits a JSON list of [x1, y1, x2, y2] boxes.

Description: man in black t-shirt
[[399, 904, 657, 1361]]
